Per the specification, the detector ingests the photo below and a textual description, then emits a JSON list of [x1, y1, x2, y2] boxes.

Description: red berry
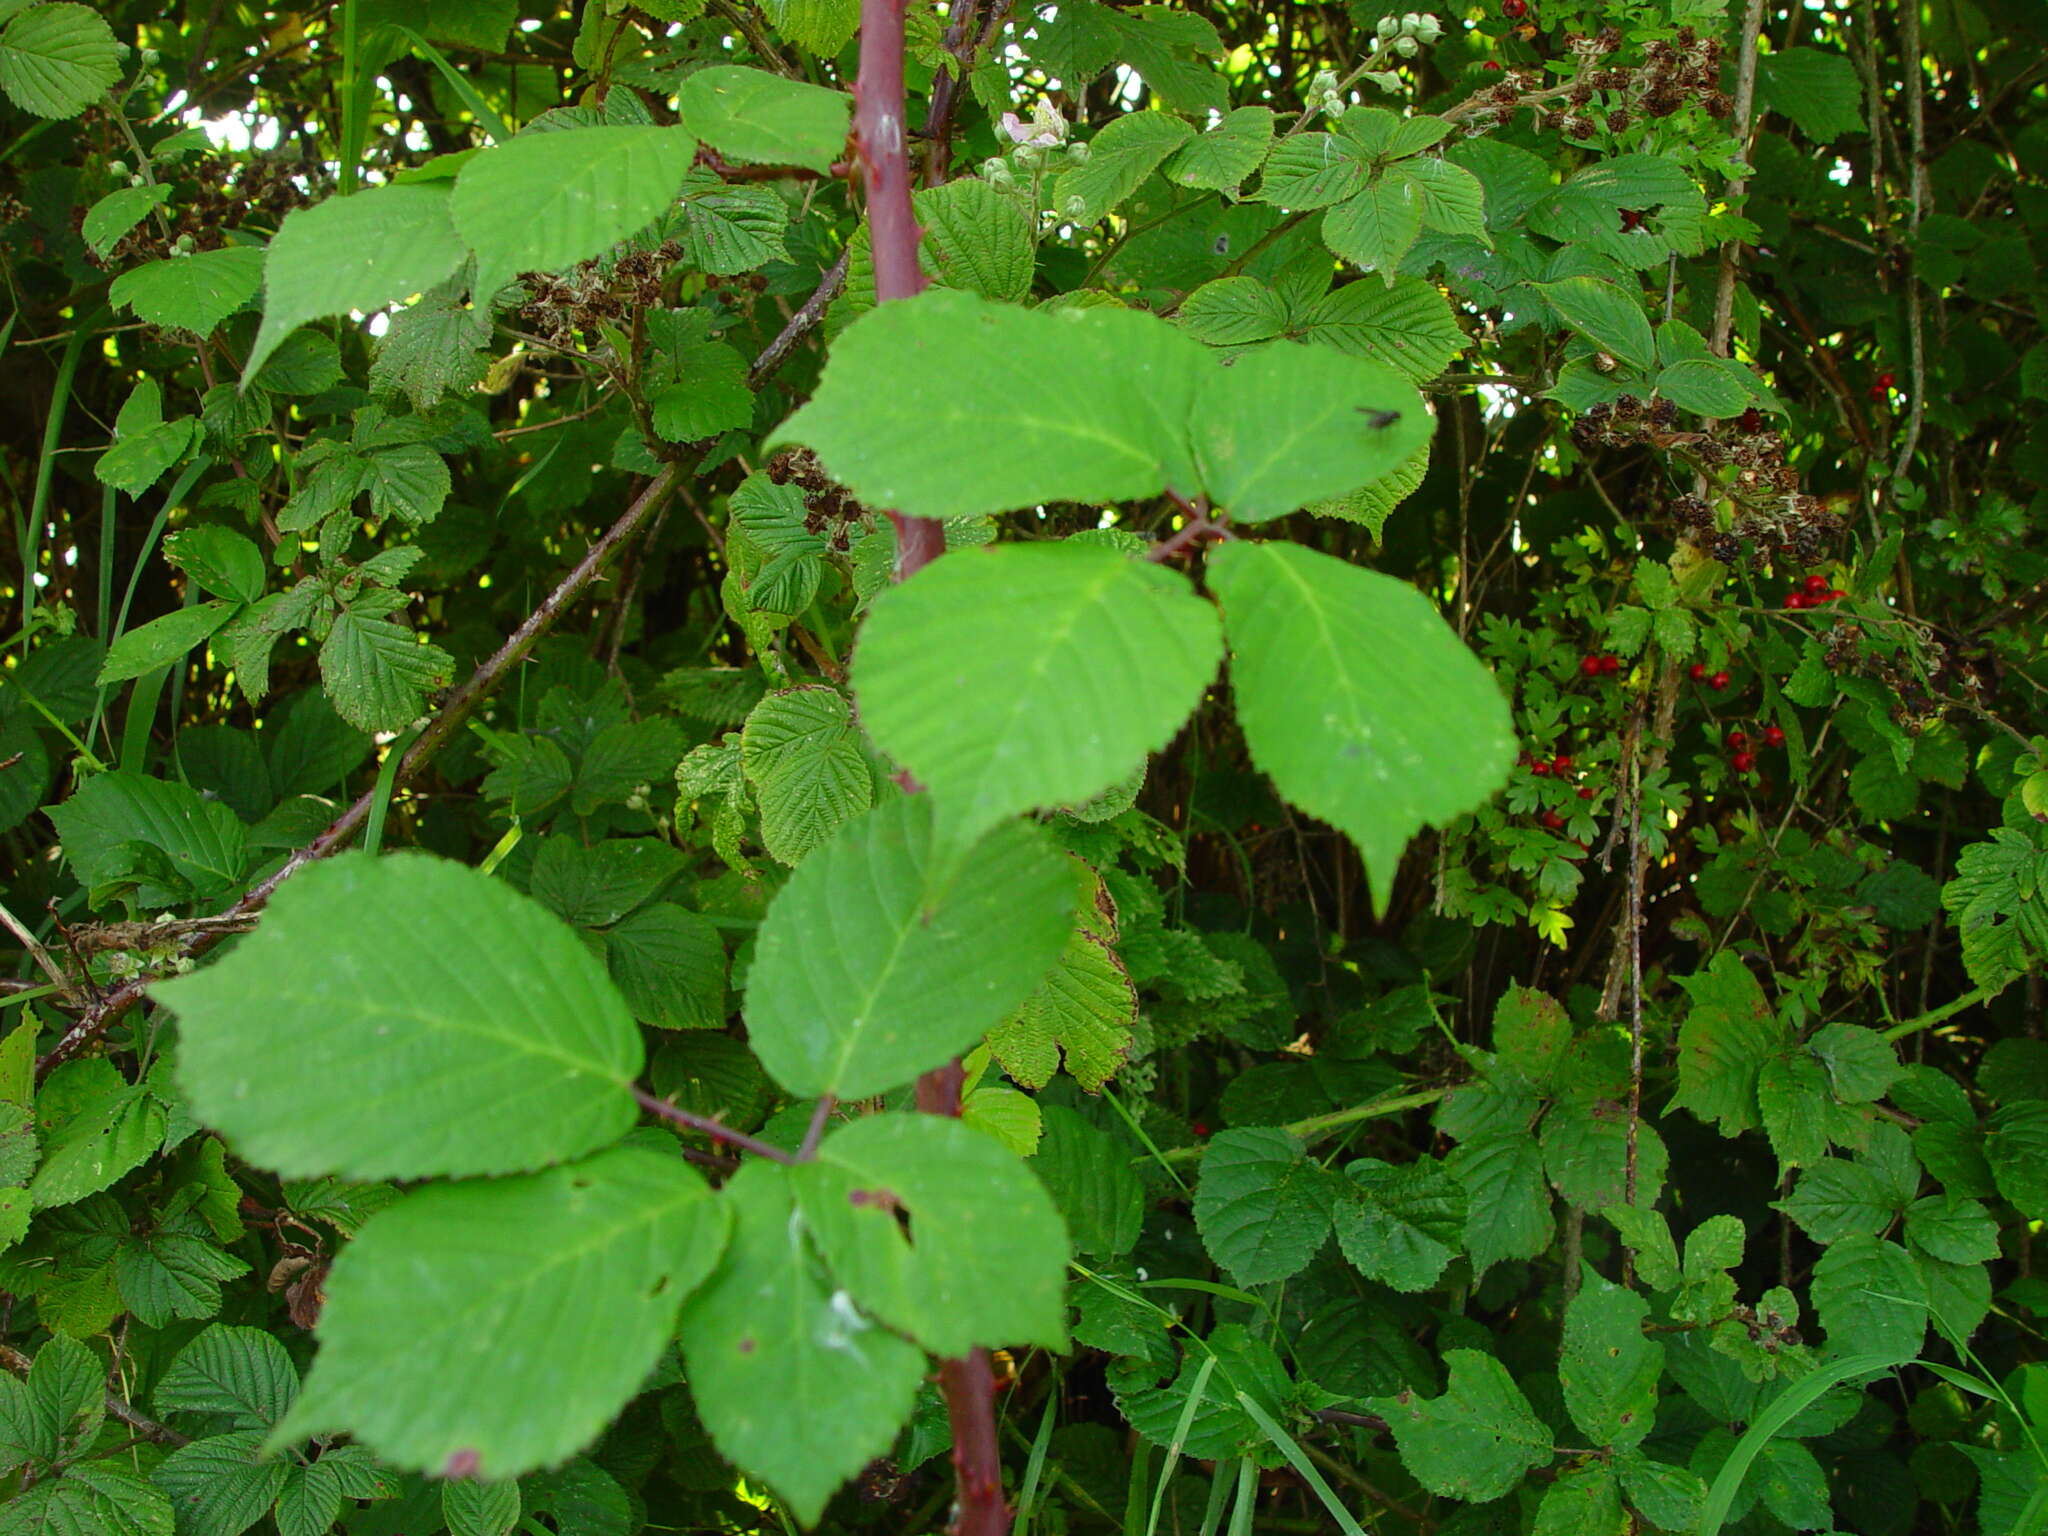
[[1803, 572, 1830, 595], [1823, 588, 1847, 602], [1877, 371, 1896, 388], [1551, 754, 1574, 774], [1540, 809, 1565, 829], [1710, 670, 1731, 690], [1531, 758, 1552, 776], [1688, 663, 1708, 681], [1482, 60, 1503, 71], [1783, 591, 1808, 609], [1191, 1122, 1211, 1138], [1577, 785, 1595, 799], [1726, 730, 1748, 749], [1730, 750, 1757, 774], [1502, 0, 1528, 15], [1600, 654, 1622, 674], [1868, 384, 1887, 401], [1762, 725, 1786, 748], [1580, 654, 1604, 677]]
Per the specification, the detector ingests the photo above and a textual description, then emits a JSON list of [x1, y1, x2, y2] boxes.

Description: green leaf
[[1807, 1022, 1899, 1102], [528, 837, 682, 927], [1809, 1235, 1926, 1363], [44, 770, 248, 908], [1656, 358, 1752, 418], [1904, 1194, 2000, 1264], [675, 66, 849, 174], [792, 1112, 1068, 1356], [152, 1429, 290, 1536], [30, 1060, 166, 1210], [676, 1159, 925, 1525], [1207, 540, 1516, 911], [772, 289, 1207, 520], [1177, 276, 1289, 346], [0, 1465, 174, 1536], [1033, 1104, 1143, 1258], [1254, 133, 1368, 210], [1365, 1350, 1552, 1501], [155, 1325, 298, 1428], [915, 177, 1035, 304], [852, 542, 1221, 848], [1165, 105, 1274, 191], [1561, 1269, 1660, 1449], [1188, 342, 1431, 521], [1672, 951, 1785, 1136], [451, 126, 696, 302], [673, 171, 790, 275], [109, 248, 266, 335], [116, 1225, 249, 1328], [1535, 277, 1654, 373], [97, 602, 238, 687], [318, 611, 454, 733], [604, 903, 726, 1030], [1402, 157, 1489, 244], [1445, 1125, 1552, 1274], [82, 184, 169, 259], [442, 1481, 521, 1536], [1986, 1099, 2048, 1219], [1757, 48, 1864, 142], [160, 851, 643, 1180], [986, 918, 1137, 1092], [1193, 1128, 1340, 1285], [1321, 175, 1425, 283], [746, 797, 1071, 1097], [165, 526, 266, 606], [1055, 112, 1194, 221], [740, 687, 872, 866], [0, 2, 122, 119], [1540, 1099, 1669, 1212], [1111, 1325, 1293, 1465], [1300, 276, 1467, 383], [271, 1147, 728, 1480], [248, 184, 470, 380], [275, 1449, 396, 1536], [1332, 1157, 1465, 1292]]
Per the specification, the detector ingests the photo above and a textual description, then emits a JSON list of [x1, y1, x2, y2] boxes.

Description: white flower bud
[[1309, 68, 1340, 97], [1066, 140, 1091, 165], [141, 46, 161, 66], [1401, 12, 1421, 33], [1376, 15, 1399, 39], [981, 156, 1011, 182], [1393, 35, 1419, 56], [1012, 143, 1045, 170], [1415, 13, 1442, 41], [129, 173, 145, 187], [107, 159, 128, 178], [1061, 194, 1088, 220]]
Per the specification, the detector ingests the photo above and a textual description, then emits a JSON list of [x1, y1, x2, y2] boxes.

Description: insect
[[1356, 408, 1403, 430]]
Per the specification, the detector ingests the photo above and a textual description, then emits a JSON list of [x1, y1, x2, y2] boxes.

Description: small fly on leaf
[[1357, 408, 1402, 430]]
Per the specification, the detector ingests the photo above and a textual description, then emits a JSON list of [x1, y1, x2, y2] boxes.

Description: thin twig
[[797, 1095, 837, 1160], [1710, 0, 1769, 356], [631, 1087, 797, 1163], [1888, 0, 1929, 486], [746, 246, 852, 392], [0, 899, 70, 996]]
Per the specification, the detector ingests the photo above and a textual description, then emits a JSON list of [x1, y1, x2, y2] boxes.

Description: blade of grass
[[1232, 1391, 1368, 1536], [1103, 1083, 1191, 1195], [361, 722, 427, 857], [89, 458, 209, 754], [22, 307, 107, 629], [1225, 1457, 1257, 1536], [1123, 1441, 1153, 1536], [1698, 1353, 1897, 1536], [398, 28, 513, 143], [1195, 1456, 1236, 1536], [1144, 1354, 1218, 1536], [1012, 1387, 1058, 1536]]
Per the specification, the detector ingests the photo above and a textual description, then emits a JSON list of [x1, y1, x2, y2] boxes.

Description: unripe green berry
[[1061, 194, 1087, 220], [107, 159, 128, 178], [141, 46, 161, 66], [1066, 140, 1090, 165], [129, 174, 146, 188]]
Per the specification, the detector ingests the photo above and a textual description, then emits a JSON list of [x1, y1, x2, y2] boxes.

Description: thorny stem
[[855, 0, 1002, 1530]]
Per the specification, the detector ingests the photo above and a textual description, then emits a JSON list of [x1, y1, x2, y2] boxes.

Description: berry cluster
[[1518, 748, 1594, 829], [518, 241, 687, 347], [1687, 663, 1733, 691], [1722, 723, 1786, 776], [1869, 369, 1897, 402], [765, 447, 864, 550], [1578, 652, 1623, 678], [84, 148, 317, 268], [1783, 572, 1847, 610]]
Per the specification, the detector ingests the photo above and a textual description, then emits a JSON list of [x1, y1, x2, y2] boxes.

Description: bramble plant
[[1, 0, 2047, 1534]]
